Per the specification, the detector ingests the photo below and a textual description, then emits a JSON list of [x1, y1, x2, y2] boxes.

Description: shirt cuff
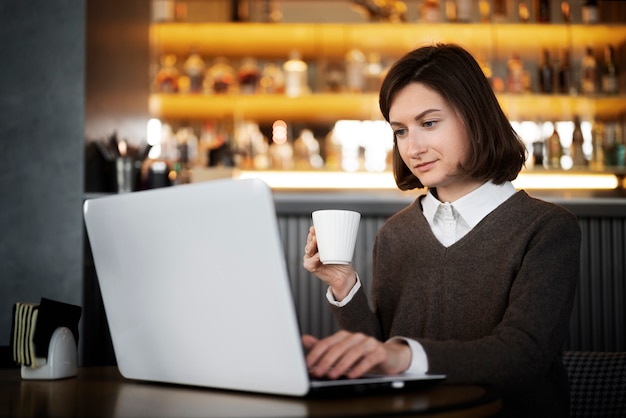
[[388, 337, 429, 375], [325, 274, 362, 307]]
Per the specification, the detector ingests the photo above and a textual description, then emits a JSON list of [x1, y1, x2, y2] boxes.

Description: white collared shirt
[[326, 181, 517, 374], [422, 181, 517, 247]]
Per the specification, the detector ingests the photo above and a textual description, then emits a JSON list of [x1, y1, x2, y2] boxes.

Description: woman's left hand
[[302, 331, 411, 380]]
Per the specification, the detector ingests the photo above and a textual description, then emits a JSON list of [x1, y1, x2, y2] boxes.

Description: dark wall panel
[[0, 1, 85, 348]]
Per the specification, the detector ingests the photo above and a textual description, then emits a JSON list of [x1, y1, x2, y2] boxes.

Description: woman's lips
[[415, 160, 436, 172]]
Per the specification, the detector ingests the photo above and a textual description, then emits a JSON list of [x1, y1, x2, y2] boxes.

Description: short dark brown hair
[[379, 44, 527, 191]]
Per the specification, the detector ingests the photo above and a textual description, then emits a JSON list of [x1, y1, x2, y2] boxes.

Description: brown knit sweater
[[330, 191, 581, 417]]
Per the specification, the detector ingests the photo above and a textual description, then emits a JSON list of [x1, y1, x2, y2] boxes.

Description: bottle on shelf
[[570, 116, 587, 168], [582, 0, 600, 24], [456, 0, 473, 22], [581, 46, 598, 96], [182, 49, 206, 94], [238, 57, 261, 95], [363, 52, 384, 93], [444, 0, 457, 22], [560, 1, 571, 23], [535, 0, 550, 22], [421, 0, 441, 22], [601, 45, 619, 96], [492, 0, 507, 22], [478, 0, 491, 22], [589, 120, 604, 171], [204, 57, 236, 94], [557, 48, 573, 95], [538, 49, 554, 94], [603, 122, 625, 167], [345, 48, 366, 93], [259, 63, 285, 94], [283, 50, 310, 97], [546, 123, 563, 169], [507, 53, 526, 94], [518, 0, 530, 22], [154, 54, 180, 93]]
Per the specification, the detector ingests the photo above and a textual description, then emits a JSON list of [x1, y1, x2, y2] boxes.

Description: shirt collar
[[422, 181, 516, 228]]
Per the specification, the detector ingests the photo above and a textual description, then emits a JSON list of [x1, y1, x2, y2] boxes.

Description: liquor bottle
[[581, 46, 598, 95], [478, 0, 491, 22], [456, 0, 473, 22], [421, 0, 441, 22], [601, 45, 619, 96], [283, 50, 309, 97], [557, 49, 572, 94], [155, 54, 180, 93], [582, 0, 599, 24], [183, 49, 205, 94], [546, 124, 563, 169], [345, 48, 366, 93], [518, 0, 530, 22], [445, 0, 457, 22], [570, 116, 587, 167], [560, 1, 571, 23], [259, 63, 285, 94], [204, 57, 236, 94], [538, 49, 554, 94], [535, 0, 550, 22], [589, 120, 604, 171], [492, 0, 507, 22], [238, 57, 261, 94], [507, 53, 525, 94], [364, 52, 384, 93]]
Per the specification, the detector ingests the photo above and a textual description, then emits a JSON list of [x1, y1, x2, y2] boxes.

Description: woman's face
[[389, 82, 482, 202]]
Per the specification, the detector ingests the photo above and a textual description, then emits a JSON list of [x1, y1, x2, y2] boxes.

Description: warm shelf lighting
[[512, 172, 620, 190], [231, 170, 620, 191]]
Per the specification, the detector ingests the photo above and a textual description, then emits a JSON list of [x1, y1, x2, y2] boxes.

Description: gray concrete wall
[[0, 1, 85, 347]]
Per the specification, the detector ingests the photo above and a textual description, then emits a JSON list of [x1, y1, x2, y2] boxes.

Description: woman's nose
[[406, 134, 426, 157]]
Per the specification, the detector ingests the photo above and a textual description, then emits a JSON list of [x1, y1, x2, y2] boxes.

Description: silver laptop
[[83, 178, 445, 396]]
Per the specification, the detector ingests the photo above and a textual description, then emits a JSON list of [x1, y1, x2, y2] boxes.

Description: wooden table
[[0, 367, 501, 417]]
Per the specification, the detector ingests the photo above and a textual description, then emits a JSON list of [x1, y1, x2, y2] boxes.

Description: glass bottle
[[204, 57, 236, 94], [560, 1, 571, 23], [283, 50, 309, 97], [518, 0, 530, 22], [492, 0, 507, 22], [364, 52, 384, 93], [589, 120, 604, 171], [259, 63, 285, 94], [601, 45, 619, 96], [445, 0, 457, 22], [538, 49, 554, 94], [570, 116, 587, 168], [546, 124, 563, 169], [155, 54, 180, 93], [421, 0, 441, 22], [557, 49, 572, 94], [456, 0, 473, 22], [238, 57, 261, 94], [581, 46, 598, 95], [535, 0, 550, 22], [478, 0, 491, 22], [507, 53, 525, 94], [183, 49, 205, 94], [345, 48, 366, 93], [582, 0, 599, 24]]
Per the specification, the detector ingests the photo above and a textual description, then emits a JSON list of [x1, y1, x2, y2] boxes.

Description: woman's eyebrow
[[390, 108, 441, 126]]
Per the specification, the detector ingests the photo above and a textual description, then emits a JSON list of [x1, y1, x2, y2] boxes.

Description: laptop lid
[[85, 179, 312, 396], [84, 178, 445, 397]]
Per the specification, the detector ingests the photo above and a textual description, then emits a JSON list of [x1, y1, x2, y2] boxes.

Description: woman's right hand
[[303, 226, 357, 301]]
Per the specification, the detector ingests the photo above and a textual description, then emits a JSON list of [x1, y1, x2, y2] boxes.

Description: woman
[[302, 44, 580, 417]]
